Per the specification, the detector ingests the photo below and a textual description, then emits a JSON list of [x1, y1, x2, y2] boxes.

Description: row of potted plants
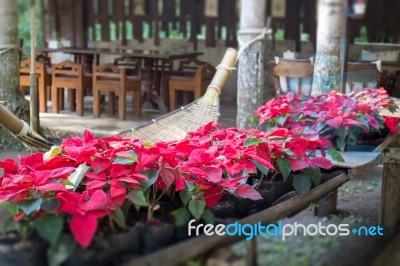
[[0, 121, 333, 264], [255, 88, 399, 151], [0, 88, 398, 265]]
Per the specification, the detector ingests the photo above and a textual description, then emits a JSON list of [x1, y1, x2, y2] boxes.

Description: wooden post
[[314, 190, 338, 217], [236, 0, 267, 129], [380, 147, 400, 227], [311, 0, 346, 95]]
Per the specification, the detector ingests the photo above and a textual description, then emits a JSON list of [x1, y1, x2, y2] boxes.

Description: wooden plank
[[122, 173, 349, 266], [373, 234, 400, 266], [316, 150, 381, 169], [379, 147, 400, 227]]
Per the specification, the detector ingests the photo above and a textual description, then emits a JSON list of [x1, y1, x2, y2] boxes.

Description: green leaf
[[202, 209, 215, 224], [0, 217, 16, 234], [303, 167, 321, 186], [283, 148, 297, 158], [121, 201, 132, 217], [358, 116, 370, 128], [127, 190, 147, 206], [6, 204, 19, 215], [337, 126, 347, 140], [292, 174, 312, 196], [244, 138, 262, 147], [185, 180, 195, 192], [19, 198, 42, 215], [111, 208, 127, 230], [327, 149, 345, 162], [34, 215, 63, 245], [41, 198, 60, 212], [47, 234, 76, 266], [174, 207, 190, 226], [316, 122, 326, 133], [60, 179, 74, 186], [140, 169, 159, 190], [143, 141, 153, 147], [277, 157, 292, 181], [335, 137, 346, 152], [113, 151, 137, 165], [188, 199, 206, 220], [179, 190, 193, 206], [113, 157, 136, 165], [66, 163, 90, 191], [277, 115, 287, 126], [250, 160, 269, 176], [94, 236, 111, 250]]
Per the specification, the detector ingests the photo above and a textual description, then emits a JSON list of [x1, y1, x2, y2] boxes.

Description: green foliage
[[18, 0, 42, 56], [188, 199, 206, 220], [127, 189, 148, 207], [0, 136, 26, 151], [174, 207, 191, 226], [34, 214, 63, 245], [292, 174, 312, 196]]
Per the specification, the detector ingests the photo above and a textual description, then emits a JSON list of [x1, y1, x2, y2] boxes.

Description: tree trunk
[[311, 0, 345, 95], [236, 0, 267, 129], [0, 0, 30, 138]]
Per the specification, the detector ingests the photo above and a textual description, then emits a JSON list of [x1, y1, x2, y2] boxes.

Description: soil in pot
[[0, 234, 47, 266]]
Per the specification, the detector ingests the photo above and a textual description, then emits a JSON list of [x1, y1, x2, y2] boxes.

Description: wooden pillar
[[380, 147, 400, 227], [284, 0, 301, 52], [236, 0, 267, 129], [99, 0, 110, 41]]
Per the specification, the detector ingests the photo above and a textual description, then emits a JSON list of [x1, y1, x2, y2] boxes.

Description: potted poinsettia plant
[[255, 88, 399, 152], [0, 131, 156, 264]]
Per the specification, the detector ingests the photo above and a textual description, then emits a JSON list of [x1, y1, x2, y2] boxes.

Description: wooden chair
[[20, 55, 52, 112], [344, 62, 381, 94], [93, 63, 142, 120], [51, 60, 86, 116], [168, 58, 215, 111], [113, 55, 142, 77], [272, 58, 314, 97]]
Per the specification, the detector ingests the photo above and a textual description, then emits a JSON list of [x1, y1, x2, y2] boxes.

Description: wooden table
[[38, 47, 203, 109]]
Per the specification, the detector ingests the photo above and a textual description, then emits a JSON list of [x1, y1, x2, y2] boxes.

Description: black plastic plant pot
[[139, 222, 175, 254], [174, 224, 193, 243], [234, 178, 293, 217], [0, 235, 47, 266], [63, 248, 113, 266], [209, 194, 236, 219], [107, 227, 141, 256]]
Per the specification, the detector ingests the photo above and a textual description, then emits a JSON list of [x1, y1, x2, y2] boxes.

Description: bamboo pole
[[123, 172, 349, 266], [30, 0, 40, 132], [0, 104, 25, 136]]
